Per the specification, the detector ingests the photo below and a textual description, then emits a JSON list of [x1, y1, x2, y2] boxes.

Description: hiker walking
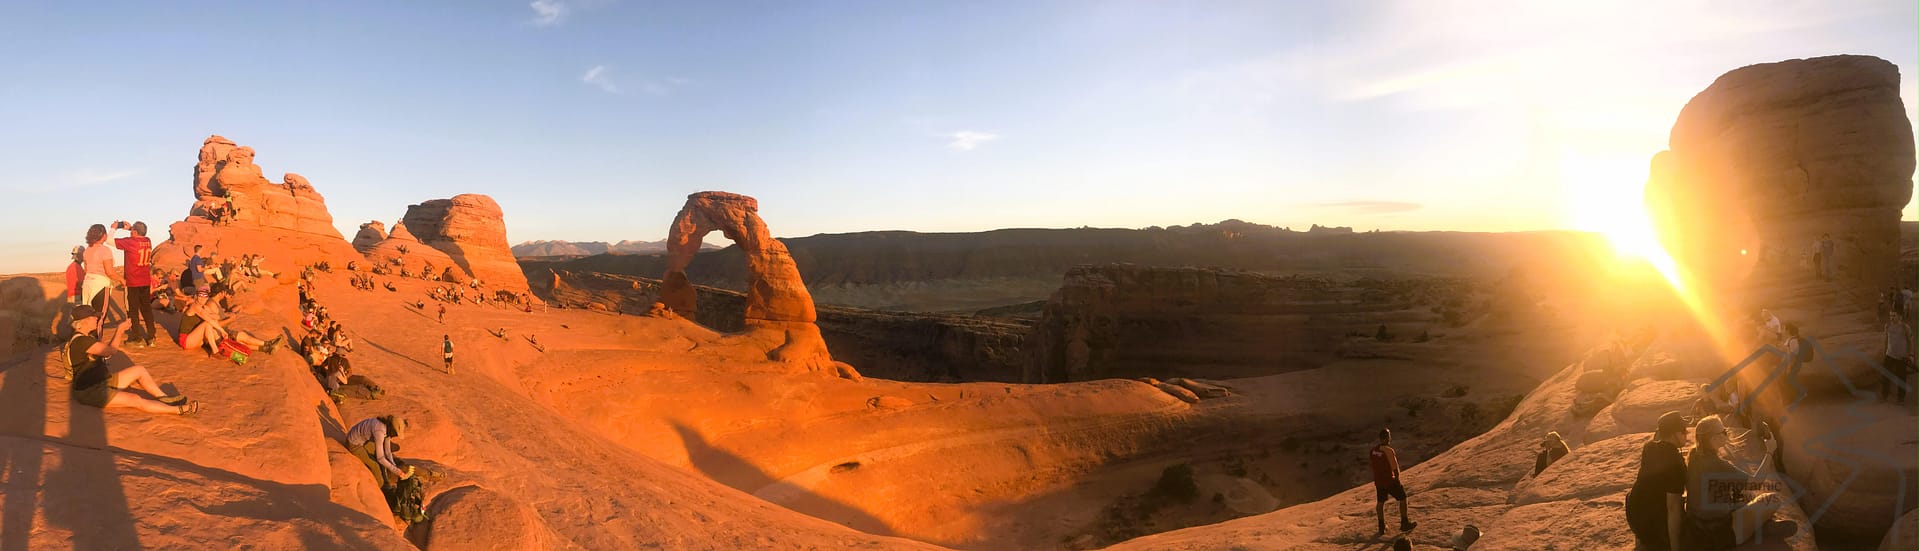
[[1881, 311, 1915, 404], [346, 416, 412, 488], [110, 221, 156, 347], [436, 303, 445, 324], [1626, 412, 1688, 551], [442, 335, 454, 374], [1370, 428, 1417, 534]]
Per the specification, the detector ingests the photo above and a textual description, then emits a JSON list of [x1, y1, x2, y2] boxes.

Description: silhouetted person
[[1370, 428, 1417, 534], [1533, 431, 1569, 476], [1627, 412, 1688, 551], [1686, 415, 1794, 549], [1882, 311, 1914, 404], [1816, 233, 1834, 281]]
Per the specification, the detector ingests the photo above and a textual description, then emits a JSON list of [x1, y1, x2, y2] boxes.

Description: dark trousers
[[1882, 355, 1913, 403], [125, 285, 154, 342]]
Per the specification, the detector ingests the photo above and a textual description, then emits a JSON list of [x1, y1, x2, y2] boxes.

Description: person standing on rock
[[441, 335, 454, 374], [80, 224, 121, 316], [1816, 234, 1835, 281], [1370, 428, 1417, 535], [437, 303, 446, 324], [1626, 412, 1688, 551], [346, 415, 412, 488], [64, 245, 86, 306], [1881, 310, 1915, 404], [184, 245, 208, 294], [110, 221, 155, 347]]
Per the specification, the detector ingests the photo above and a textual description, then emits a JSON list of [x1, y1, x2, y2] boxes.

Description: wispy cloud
[[529, 0, 569, 26], [1315, 201, 1423, 215], [945, 131, 999, 151], [581, 66, 689, 96], [65, 168, 142, 187], [582, 65, 620, 93]]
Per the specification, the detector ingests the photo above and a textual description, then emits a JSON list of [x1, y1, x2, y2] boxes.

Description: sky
[[0, 0, 1914, 273]]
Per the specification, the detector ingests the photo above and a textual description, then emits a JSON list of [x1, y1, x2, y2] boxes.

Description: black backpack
[[384, 461, 430, 525]]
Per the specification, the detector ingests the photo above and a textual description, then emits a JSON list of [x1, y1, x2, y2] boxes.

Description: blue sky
[[0, 0, 1913, 273]]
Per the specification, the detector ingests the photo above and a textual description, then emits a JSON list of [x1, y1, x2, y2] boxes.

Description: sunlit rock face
[[1646, 55, 1914, 313]]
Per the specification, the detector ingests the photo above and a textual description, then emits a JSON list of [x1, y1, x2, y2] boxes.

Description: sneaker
[[1400, 521, 1417, 532]]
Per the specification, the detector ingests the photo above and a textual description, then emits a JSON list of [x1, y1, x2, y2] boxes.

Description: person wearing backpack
[[64, 305, 198, 414], [442, 335, 454, 374]]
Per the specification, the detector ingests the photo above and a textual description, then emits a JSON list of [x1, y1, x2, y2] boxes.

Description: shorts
[[1375, 480, 1407, 502], [81, 274, 113, 307], [179, 333, 192, 348], [443, 353, 453, 363], [74, 382, 114, 408]]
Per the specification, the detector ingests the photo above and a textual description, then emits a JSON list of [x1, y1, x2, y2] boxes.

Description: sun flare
[[1560, 150, 1688, 292]]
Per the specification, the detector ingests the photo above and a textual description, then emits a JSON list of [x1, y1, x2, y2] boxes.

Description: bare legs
[[104, 365, 183, 414]]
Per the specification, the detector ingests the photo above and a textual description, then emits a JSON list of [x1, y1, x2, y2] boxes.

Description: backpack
[[218, 338, 251, 365], [1797, 338, 1815, 363], [384, 461, 430, 525]]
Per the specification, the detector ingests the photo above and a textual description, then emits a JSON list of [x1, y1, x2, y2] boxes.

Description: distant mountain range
[[511, 239, 722, 257]]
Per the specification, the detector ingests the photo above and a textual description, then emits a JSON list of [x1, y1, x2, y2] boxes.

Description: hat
[[392, 417, 409, 438], [1657, 411, 1688, 436], [70, 304, 100, 321], [1392, 535, 1413, 551], [1452, 525, 1481, 549]]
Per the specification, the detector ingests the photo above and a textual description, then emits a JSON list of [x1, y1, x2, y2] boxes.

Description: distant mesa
[[1306, 224, 1353, 234], [512, 239, 719, 257]]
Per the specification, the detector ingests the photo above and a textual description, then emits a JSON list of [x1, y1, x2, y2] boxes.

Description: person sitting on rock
[[1684, 415, 1794, 549], [318, 354, 352, 402], [1533, 431, 1570, 476], [1627, 412, 1689, 551], [65, 305, 198, 415], [345, 415, 412, 488], [176, 290, 280, 357], [1370, 428, 1417, 534]]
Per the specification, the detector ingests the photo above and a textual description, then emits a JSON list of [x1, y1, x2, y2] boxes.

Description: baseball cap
[[1657, 411, 1688, 436], [70, 304, 100, 320]]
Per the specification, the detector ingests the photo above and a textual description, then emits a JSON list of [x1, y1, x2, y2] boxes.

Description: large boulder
[[1643, 55, 1918, 544], [408, 485, 568, 551], [353, 221, 388, 252], [659, 191, 851, 378], [186, 136, 344, 241], [399, 194, 527, 291]]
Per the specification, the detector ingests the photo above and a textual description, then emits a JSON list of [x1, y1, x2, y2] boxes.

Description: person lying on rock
[[346, 415, 412, 488], [1627, 412, 1688, 551], [65, 305, 199, 415], [1532, 431, 1569, 476], [177, 291, 281, 357], [1684, 415, 1795, 549]]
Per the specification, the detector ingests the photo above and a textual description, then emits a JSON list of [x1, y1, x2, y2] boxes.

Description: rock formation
[[659, 191, 854, 378], [1643, 55, 1917, 545], [353, 221, 388, 252], [157, 135, 358, 274], [399, 195, 527, 291]]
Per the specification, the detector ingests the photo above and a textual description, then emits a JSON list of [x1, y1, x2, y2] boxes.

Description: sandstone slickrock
[[400, 194, 528, 291], [353, 221, 388, 252], [660, 191, 853, 378]]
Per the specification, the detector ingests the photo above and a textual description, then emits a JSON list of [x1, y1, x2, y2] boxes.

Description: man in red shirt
[[111, 221, 156, 347], [1371, 428, 1417, 534]]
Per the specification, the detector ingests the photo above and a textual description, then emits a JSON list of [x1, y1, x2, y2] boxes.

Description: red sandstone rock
[[353, 221, 388, 253], [660, 191, 851, 378], [399, 194, 527, 291]]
